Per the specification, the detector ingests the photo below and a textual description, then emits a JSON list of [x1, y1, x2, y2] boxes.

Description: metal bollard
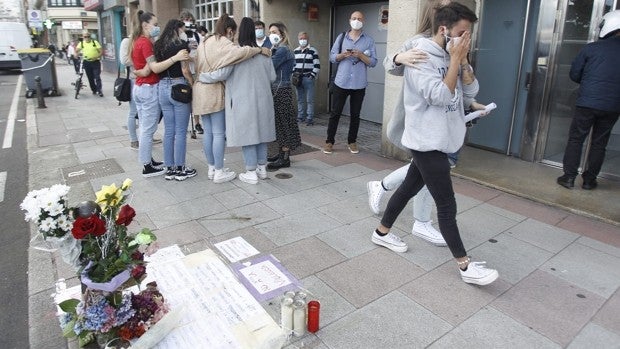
[[35, 76, 47, 109]]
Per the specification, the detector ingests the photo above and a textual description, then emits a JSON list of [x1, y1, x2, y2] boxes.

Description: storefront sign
[[83, 0, 103, 11], [62, 21, 83, 30]]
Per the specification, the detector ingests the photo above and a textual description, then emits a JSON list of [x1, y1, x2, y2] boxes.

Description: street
[[0, 70, 30, 349]]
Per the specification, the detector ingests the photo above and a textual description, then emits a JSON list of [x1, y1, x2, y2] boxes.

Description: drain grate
[[274, 173, 293, 179], [61, 158, 125, 184]]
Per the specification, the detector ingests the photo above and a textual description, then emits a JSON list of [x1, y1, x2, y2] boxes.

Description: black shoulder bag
[[114, 66, 131, 105], [291, 50, 306, 87]]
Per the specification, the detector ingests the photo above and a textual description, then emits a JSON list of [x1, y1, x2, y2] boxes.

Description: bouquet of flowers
[[59, 282, 169, 347]]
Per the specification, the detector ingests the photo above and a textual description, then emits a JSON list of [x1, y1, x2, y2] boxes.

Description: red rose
[[72, 215, 106, 239], [131, 251, 144, 261], [131, 264, 146, 279], [116, 205, 136, 226]]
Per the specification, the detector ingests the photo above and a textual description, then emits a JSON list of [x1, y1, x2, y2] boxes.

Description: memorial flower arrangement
[[59, 282, 169, 347], [20, 184, 74, 239]]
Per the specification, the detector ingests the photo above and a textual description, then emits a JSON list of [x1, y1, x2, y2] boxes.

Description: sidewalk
[[28, 63, 620, 348]]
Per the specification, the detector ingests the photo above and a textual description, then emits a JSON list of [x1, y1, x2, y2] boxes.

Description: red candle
[[307, 300, 320, 333]]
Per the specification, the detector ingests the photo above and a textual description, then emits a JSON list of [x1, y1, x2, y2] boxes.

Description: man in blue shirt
[[324, 10, 377, 154]]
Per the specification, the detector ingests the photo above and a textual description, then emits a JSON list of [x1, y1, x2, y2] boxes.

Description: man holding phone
[[324, 10, 377, 154]]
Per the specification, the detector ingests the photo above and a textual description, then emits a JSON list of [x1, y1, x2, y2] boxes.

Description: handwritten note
[[214, 237, 260, 263]]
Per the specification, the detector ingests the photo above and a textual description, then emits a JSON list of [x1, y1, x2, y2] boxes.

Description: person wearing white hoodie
[[371, 2, 499, 286]]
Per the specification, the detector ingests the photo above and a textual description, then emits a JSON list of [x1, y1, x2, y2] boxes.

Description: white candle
[[293, 299, 307, 337], [281, 297, 294, 334]]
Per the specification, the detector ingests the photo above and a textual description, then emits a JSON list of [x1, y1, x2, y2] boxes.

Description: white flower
[[50, 184, 70, 198], [45, 202, 65, 216], [57, 215, 73, 231], [39, 217, 57, 232]]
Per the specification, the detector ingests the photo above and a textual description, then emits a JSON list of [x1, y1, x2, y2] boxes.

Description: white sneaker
[[239, 170, 258, 184], [207, 165, 215, 180], [256, 164, 268, 179], [367, 181, 385, 215], [371, 230, 407, 253], [213, 168, 236, 183], [412, 221, 447, 246], [460, 261, 499, 286]]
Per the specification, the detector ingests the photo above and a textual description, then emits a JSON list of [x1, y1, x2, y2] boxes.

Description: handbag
[[171, 83, 192, 103], [291, 49, 307, 87], [113, 66, 131, 105]]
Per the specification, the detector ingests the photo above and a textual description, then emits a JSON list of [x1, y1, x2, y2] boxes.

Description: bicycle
[[72, 57, 86, 99]]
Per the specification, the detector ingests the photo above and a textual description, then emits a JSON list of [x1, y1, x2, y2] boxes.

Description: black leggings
[[380, 150, 466, 258]]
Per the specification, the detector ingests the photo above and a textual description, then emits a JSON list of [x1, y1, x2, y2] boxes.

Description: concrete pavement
[[27, 63, 620, 348]]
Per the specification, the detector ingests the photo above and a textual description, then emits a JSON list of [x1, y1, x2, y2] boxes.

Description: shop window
[[47, 0, 83, 7], [194, 0, 234, 33]]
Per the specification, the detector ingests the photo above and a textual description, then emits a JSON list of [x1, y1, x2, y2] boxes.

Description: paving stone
[[492, 270, 606, 347], [272, 237, 347, 279], [318, 291, 452, 348], [566, 322, 620, 349], [316, 248, 424, 308], [316, 163, 375, 181], [298, 275, 356, 328], [199, 202, 281, 236], [316, 193, 375, 225], [592, 288, 620, 334], [146, 204, 193, 229], [316, 217, 385, 259], [467, 233, 553, 285], [456, 205, 520, 248], [506, 218, 579, 253], [176, 194, 228, 220], [29, 289, 67, 349], [429, 307, 561, 349], [576, 236, 620, 258], [264, 166, 335, 194], [152, 220, 212, 247], [238, 179, 287, 201], [257, 210, 341, 246], [486, 193, 569, 226], [28, 249, 58, 296], [212, 187, 259, 210], [478, 202, 527, 223], [263, 188, 339, 216], [400, 261, 511, 325], [397, 232, 454, 271], [542, 242, 620, 298]]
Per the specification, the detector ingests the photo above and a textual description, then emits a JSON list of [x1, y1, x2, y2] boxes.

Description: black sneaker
[[195, 123, 204, 134], [175, 166, 197, 181], [142, 163, 166, 178], [151, 158, 164, 167], [164, 167, 177, 180], [98, 91, 104, 97]]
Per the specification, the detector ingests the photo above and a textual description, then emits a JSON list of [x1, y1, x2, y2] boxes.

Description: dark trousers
[[83, 60, 102, 93], [381, 150, 467, 258], [562, 106, 619, 180], [72, 57, 80, 74], [326, 85, 366, 144]]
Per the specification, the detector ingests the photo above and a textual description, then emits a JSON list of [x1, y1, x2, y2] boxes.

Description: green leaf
[[78, 331, 95, 347], [62, 319, 77, 338], [58, 299, 80, 313]]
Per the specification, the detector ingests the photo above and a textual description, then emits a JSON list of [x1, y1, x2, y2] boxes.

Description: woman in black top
[[154, 20, 197, 181]]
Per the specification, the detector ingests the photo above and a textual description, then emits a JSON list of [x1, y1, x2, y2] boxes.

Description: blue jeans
[[241, 143, 268, 170], [159, 78, 191, 167], [133, 83, 160, 164], [128, 79, 138, 142], [296, 76, 315, 122], [201, 110, 226, 169]]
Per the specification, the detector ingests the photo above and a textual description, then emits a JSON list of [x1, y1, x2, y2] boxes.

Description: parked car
[[0, 22, 33, 70]]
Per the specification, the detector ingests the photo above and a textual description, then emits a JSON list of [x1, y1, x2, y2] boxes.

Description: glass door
[[540, 0, 619, 179]]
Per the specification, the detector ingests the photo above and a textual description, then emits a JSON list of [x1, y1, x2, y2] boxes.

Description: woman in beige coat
[[193, 14, 270, 183]]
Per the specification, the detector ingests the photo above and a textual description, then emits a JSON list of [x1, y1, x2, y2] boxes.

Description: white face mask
[[350, 19, 363, 30], [255, 28, 265, 39], [179, 32, 188, 41], [445, 35, 461, 54], [269, 33, 281, 45], [299, 39, 308, 47]]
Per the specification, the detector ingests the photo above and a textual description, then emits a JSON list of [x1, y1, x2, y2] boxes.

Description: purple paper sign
[[231, 254, 301, 302]]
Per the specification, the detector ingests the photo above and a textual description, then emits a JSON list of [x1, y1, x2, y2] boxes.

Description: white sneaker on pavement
[[460, 261, 499, 286], [256, 164, 268, 179], [207, 165, 215, 180], [239, 170, 258, 184], [371, 230, 407, 253], [367, 181, 385, 215], [213, 168, 236, 183], [412, 220, 447, 246]]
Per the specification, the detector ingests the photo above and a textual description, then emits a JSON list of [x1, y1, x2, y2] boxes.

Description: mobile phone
[[346, 48, 352, 52]]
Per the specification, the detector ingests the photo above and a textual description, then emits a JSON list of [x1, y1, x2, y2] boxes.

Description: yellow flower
[[121, 178, 133, 191], [95, 183, 122, 209]]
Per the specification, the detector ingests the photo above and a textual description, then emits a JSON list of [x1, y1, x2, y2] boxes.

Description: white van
[[0, 22, 33, 70]]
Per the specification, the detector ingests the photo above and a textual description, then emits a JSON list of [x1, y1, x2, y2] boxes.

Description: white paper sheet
[[465, 102, 497, 123], [214, 237, 260, 263]]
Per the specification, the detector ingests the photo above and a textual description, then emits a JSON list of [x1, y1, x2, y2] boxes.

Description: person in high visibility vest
[[76, 30, 104, 97]]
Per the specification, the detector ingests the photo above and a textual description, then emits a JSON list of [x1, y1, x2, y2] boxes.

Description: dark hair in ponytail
[[129, 10, 156, 57], [214, 13, 236, 38], [237, 17, 257, 47]]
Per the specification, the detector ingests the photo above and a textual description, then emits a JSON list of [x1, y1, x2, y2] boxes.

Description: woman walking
[[154, 19, 197, 181], [266, 22, 301, 170], [193, 14, 270, 183], [130, 10, 189, 177]]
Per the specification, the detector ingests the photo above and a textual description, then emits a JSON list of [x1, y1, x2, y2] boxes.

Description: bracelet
[[456, 257, 470, 265]]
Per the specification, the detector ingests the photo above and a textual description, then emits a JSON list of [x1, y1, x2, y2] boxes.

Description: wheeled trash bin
[[18, 48, 60, 98]]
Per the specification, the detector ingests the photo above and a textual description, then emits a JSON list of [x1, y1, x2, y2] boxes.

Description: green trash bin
[[18, 48, 60, 98]]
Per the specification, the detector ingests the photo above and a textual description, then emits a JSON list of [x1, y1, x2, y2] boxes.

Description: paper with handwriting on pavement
[[232, 254, 300, 302], [214, 236, 260, 263]]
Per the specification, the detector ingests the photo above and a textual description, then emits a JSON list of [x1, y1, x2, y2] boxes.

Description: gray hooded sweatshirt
[[401, 37, 478, 154]]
